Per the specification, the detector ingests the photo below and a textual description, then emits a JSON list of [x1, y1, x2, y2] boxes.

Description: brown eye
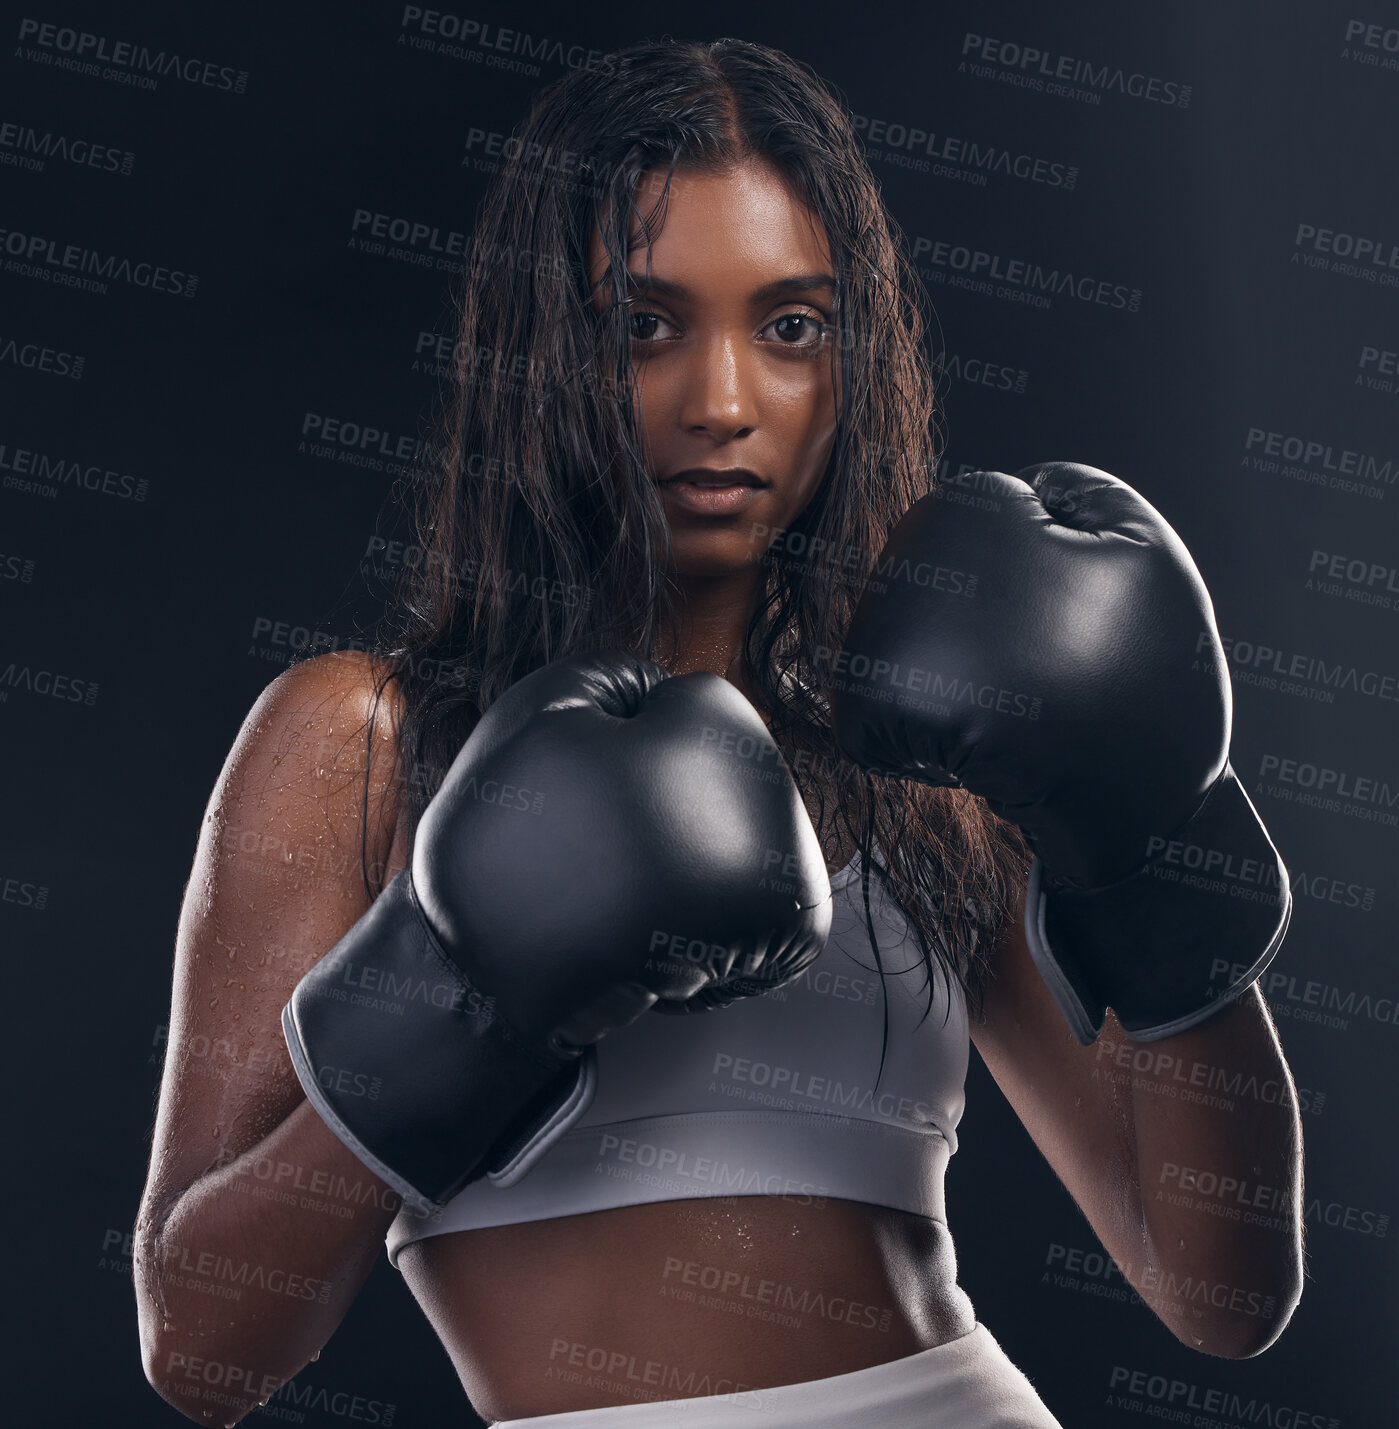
[[767, 313, 827, 347], [627, 311, 675, 342]]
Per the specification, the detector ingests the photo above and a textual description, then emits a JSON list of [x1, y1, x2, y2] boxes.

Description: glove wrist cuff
[[282, 870, 596, 1212], [1024, 764, 1292, 1045]]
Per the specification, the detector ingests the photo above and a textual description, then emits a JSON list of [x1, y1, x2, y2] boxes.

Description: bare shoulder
[[168, 652, 412, 955], [221, 650, 406, 859], [235, 648, 402, 779]]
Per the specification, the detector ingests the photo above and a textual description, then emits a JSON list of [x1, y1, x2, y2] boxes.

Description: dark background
[[4, 1, 1394, 1424]]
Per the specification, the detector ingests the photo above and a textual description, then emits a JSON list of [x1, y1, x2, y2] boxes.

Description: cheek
[[790, 382, 837, 509], [630, 366, 672, 452], [780, 369, 837, 471], [779, 360, 835, 431]]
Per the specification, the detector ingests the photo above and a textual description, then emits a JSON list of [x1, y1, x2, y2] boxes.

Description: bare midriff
[[396, 1194, 975, 1422]]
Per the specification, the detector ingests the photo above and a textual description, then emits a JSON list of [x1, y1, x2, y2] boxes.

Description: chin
[[668, 533, 769, 580]]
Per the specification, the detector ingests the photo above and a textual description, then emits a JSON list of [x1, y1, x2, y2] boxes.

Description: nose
[[676, 328, 759, 441]]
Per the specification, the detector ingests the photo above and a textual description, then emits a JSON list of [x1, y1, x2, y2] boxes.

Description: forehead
[[588, 159, 833, 290]]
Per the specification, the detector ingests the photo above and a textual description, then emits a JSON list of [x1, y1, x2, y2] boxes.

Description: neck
[[656, 565, 765, 698]]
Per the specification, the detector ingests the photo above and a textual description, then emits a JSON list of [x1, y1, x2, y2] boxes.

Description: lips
[[657, 469, 768, 517], [661, 468, 767, 489]]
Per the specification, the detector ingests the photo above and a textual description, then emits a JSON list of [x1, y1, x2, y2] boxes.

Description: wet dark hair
[[348, 35, 1031, 1077]]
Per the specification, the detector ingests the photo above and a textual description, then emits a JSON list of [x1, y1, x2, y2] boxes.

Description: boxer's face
[[588, 159, 839, 580]]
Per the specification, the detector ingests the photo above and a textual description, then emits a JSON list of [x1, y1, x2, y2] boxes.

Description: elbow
[[1182, 1313, 1285, 1361], [1171, 1273, 1304, 1360], [140, 1323, 281, 1426]]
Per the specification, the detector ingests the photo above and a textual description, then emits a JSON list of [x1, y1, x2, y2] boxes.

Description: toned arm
[[135, 651, 411, 1423], [969, 880, 1305, 1359]]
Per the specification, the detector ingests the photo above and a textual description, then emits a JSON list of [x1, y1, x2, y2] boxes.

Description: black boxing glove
[[828, 462, 1290, 1045], [282, 652, 832, 1211]]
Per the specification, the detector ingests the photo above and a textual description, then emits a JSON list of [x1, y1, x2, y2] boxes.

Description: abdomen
[[397, 1194, 975, 1422]]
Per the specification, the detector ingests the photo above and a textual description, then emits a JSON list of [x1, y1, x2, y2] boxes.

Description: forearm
[[1111, 986, 1304, 1354], [136, 1098, 401, 1423]]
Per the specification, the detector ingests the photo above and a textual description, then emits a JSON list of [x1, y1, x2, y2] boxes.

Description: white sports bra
[[386, 851, 969, 1266]]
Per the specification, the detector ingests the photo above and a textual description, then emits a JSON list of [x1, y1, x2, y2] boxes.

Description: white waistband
[[489, 1323, 1064, 1428]]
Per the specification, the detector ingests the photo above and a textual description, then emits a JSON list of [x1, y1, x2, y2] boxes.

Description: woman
[[135, 37, 1304, 1428]]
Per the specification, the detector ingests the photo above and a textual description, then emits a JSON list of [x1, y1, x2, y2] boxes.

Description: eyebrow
[[621, 273, 837, 303]]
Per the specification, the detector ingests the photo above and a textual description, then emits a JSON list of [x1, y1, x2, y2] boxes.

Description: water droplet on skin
[[209, 997, 219, 1008], [310, 1349, 320, 1361], [212, 1127, 221, 1138]]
